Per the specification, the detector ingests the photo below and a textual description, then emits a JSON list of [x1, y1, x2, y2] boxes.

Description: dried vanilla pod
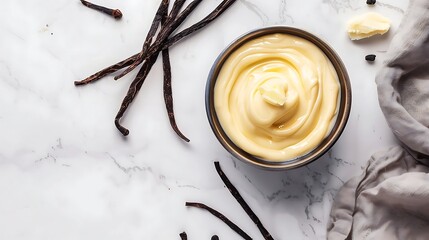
[[80, 0, 122, 19], [185, 202, 251, 240], [75, 0, 238, 139]]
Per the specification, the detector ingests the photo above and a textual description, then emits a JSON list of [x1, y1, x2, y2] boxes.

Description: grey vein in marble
[[107, 153, 152, 175], [278, 0, 294, 24], [377, 1, 405, 14], [35, 153, 57, 164], [322, 0, 359, 12], [239, 0, 270, 25]]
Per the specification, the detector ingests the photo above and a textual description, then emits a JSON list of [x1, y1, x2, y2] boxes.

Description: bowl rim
[[205, 26, 352, 170]]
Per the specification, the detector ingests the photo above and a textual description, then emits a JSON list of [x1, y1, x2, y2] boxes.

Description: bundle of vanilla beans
[[75, 0, 237, 142]]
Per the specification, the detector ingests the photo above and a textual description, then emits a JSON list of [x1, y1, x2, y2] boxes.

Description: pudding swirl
[[214, 33, 340, 161]]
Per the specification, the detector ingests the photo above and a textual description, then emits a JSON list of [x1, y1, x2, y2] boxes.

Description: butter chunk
[[259, 83, 286, 107], [347, 12, 390, 40]]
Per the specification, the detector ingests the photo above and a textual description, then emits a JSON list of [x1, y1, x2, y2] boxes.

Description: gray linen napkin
[[327, 0, 429, 239]]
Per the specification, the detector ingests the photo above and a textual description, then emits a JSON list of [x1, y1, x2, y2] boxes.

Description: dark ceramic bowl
[[205, 26, 351, 170]]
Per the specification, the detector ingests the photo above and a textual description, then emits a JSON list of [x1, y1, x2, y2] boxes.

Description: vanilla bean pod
[[161, 48, 189, 141], [74, 0, 169, 86], [74, 54, 137, 85], [120, 0, 237, 82], [163, 0, 237, 50], [114, 0, 203, 135], [120, 0, 236, 81], [75, 0, 236, 86], [141, 0, 170, 59], [76, 0, 237, 137], [144, 0, 186, 54], [214, 162, 274, 240], [80, 0, 122, 19], [161, 6, 190, 142], [186, 202, 252, 240], [179, 232, 188, 240], [115, 0, 194, 80], [114, 54, 158, 135]]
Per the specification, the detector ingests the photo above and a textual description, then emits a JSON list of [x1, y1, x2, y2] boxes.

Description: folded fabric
[[376, 0, 429, 158], [328, 147, 429, 239], [328, 0, 429, 239]]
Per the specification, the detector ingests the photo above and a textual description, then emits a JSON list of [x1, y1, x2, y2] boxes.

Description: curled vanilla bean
[[214, 162, 274, 240], [80, 0, 122, 19], [186, 202, 252, 240]]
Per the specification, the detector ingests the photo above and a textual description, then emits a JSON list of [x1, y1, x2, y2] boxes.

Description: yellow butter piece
[[347, 12, 390, 40], [259, 82, 286, 107]]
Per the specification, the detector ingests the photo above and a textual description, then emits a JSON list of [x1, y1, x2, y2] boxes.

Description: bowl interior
[[205, 26, 351, 170]]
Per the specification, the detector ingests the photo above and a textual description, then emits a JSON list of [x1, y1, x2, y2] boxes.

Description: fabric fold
[[328, 0, 429, 239], [328, 147, 429, 239]]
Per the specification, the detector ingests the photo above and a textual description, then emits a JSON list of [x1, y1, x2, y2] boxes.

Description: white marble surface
[[0, 0, 408, 239]]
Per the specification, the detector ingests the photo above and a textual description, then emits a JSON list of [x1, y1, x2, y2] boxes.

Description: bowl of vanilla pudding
[[206, 26, 351, 170]]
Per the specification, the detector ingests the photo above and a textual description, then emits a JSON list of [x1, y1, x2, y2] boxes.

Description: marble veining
[[240, 0, 270, 25], [0, 0, 407, 239], [322, 0, 359, 12], [377, 1, 406, 14], [278, 0, 294, 24]]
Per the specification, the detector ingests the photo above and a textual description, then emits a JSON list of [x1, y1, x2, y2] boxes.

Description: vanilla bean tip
[[74, 80, 84, 86], [115, 120, 129, 136], [80, 0, 123, 20], [112, 9, 123, 19], [114, 71, 128, 80]]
